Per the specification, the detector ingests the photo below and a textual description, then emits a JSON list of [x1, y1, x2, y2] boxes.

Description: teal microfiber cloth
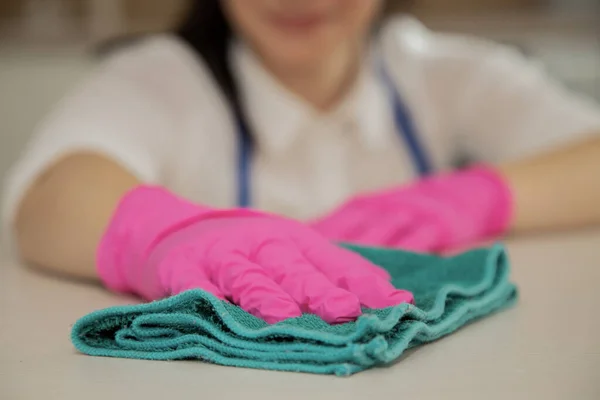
[[71, 243, 517, 376]]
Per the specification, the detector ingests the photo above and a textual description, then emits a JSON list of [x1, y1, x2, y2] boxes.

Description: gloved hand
[[98, 186, 413, 324], [310, 165, 513, 253]]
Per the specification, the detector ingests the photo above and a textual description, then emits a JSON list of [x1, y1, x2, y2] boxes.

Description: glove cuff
[[463, 165, 514, 237], [96, 185, 212, 296]]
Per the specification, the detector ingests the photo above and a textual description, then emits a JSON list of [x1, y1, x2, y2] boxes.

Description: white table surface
[[2, 231, 600, 400]]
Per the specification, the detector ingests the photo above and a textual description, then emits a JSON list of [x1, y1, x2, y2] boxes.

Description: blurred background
[[0, 0, 599, 196]]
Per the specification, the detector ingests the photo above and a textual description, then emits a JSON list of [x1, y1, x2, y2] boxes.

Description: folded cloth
[[71, 243, 518, 376]]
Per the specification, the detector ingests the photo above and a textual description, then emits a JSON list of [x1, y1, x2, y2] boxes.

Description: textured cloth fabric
[[71, 243, 517, 376]]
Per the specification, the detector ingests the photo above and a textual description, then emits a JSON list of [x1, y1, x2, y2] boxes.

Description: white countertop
[[1, 230, 600, 399]]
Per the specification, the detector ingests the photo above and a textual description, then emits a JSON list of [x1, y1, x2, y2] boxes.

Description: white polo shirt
[[3, 16, 600, 226]]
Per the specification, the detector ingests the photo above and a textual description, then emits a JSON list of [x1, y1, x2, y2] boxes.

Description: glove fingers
[[391, 223, 441, 252], [156, 250, 225, 300], [304, 245, 413, 308], [255, 242, 362, 324], [173, 276, 226, 300], [311, 205, 368, 240], [212, 254, 302, 324], [301, 239, 392, 281], [349, 212, 414, 245]]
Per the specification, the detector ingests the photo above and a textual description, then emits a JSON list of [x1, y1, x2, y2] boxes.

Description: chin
[[277, 52, 331, 70], [265, 39, 341, 69]]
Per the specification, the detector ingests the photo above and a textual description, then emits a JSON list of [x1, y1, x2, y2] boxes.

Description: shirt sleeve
[[421, 31, 600, 164], [1, 48, 175, 231]]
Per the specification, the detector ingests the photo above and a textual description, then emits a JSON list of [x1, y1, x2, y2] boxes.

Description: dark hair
[[177, 0, 251, 143]]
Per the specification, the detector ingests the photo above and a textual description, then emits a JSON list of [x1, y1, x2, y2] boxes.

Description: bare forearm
[[499, 135, 600, 233], [14, 152, 140, 279]]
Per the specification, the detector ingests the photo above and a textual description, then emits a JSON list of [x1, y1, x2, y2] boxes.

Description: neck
[[261, 44, 362, 112]]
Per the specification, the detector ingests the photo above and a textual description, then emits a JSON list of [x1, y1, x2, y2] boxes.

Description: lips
[[268, 12, 328, 33]]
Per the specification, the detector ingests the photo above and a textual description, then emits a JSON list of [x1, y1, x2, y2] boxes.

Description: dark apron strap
[[378, 64, 433, 177], [236, 119, 252, 208]]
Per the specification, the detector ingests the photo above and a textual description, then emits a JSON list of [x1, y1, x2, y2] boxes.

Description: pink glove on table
[[310, 165, 513, 253], [98, 186, 413, 324]]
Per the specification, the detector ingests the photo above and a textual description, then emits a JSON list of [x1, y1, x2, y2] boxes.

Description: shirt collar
[[341, 57, 391, 151], [231, 41, 391, 154]]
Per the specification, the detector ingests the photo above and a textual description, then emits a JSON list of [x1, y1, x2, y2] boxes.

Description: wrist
[[96, 185, 212, 294], [461, 165, 514, 236]]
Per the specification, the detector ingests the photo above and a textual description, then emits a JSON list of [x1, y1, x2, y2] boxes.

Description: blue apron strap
[[379, 65, 433, 177], [236, 119, 252, 208]]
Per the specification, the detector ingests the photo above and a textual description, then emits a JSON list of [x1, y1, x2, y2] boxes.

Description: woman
[[4, 0, 600, 324]]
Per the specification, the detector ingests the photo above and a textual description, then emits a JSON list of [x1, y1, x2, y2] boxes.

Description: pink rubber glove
[[98, 186, 413, 324], [311, 165, 513, 253]]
